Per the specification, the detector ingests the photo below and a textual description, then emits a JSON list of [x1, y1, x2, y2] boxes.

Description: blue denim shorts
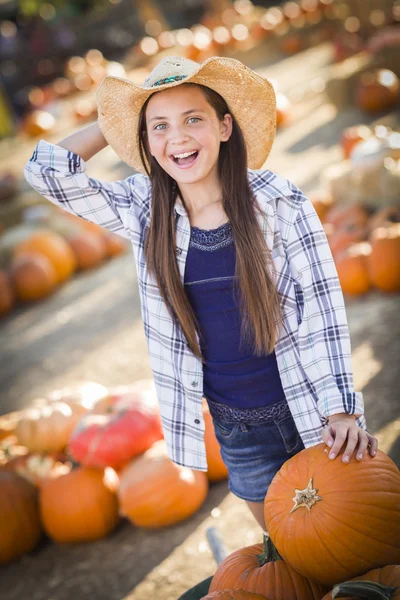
[[207, 399, 305, 502]]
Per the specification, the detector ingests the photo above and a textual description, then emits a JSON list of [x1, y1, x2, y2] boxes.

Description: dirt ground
[[1, 40, 400, 600]]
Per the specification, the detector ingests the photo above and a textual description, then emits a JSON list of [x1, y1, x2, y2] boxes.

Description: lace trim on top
[[190, 221, 233, 251]]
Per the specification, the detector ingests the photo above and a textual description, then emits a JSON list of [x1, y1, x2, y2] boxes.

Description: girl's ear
[[220, 113, 233, 142]]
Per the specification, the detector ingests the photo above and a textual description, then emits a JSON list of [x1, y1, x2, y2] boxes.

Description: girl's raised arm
[[23, 121, 150, 240], [57, 121, 109, 162]]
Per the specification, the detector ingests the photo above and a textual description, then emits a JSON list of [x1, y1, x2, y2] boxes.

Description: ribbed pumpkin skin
[[209, 542, 327, 600], [118, 440, 208, 528], [321, 565, 400, 600], [264, 443, 400, 586], [39, 467, 119, 543], [0, 472, 42, 564], [202, 591, 269, 600]]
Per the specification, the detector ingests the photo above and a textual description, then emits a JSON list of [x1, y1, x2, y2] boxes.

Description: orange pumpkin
[[367, 224, 400, 292], [209, 534, 328, 599], [10, 252, 58, 302], [39, 466, 119, 543], [321, 565, 400, 600], [203, 400, 228, 482], [15, 400, 88, 453], [118, 440, 208, 528], [356, 69, 400, 114], [0, 270, 14, 316], [0, 472, 42, 564], [67, 230, 107, 270], [202, 592, 270, 600], [14, 230, 76, 284], [264, 443, 400, 587], [335, 242, 371, 295]]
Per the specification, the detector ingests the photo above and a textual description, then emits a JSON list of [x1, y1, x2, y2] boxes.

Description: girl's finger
[[342, 428, 359, 463], [355, 432, 370, 461], [329, 427, 348, 459], [321, 425, 334, 447], [367, 434, 378, 457]]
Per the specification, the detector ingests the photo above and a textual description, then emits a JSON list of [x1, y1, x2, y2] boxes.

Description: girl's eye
[[153, 117, 201, 130]]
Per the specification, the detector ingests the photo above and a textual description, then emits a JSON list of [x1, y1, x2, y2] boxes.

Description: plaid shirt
[[24, 140, 366, 471]]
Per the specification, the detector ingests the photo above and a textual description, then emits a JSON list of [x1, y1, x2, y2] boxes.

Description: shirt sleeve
[[285, 195, 364, 420], [23, 139, 151, 240]]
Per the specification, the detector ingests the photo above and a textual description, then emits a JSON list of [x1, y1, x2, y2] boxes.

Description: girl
[[24, 56, 377, 530]]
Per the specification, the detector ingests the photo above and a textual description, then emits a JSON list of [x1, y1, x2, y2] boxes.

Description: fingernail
[[329, 452, 336, 459], [327, 440, 333, 447], [357, 453, 363, 460], [343, 456, 349, 463], [371, 450, 376, 456]]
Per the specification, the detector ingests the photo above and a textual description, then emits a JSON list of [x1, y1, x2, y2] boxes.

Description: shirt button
[[176, 248, 182, 255], [191, 381, 198, 387], [194, 419, 200, 424]]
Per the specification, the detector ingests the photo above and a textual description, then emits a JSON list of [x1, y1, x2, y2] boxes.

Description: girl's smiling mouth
[[170, 150, 200, 168]]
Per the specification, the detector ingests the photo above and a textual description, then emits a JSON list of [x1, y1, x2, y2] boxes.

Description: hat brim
[[96, 56, 276, 173]]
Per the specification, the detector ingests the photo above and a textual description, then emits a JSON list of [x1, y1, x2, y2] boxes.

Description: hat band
[[151, 74, 188, 87]]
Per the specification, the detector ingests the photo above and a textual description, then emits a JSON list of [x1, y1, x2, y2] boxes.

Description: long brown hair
[[139, 83, 282, 362]]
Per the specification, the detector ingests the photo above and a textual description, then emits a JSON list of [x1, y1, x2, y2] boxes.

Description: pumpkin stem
[[290, 477, 323, 513], [257, 533, 282, 566], [332, 581, 397, 600]]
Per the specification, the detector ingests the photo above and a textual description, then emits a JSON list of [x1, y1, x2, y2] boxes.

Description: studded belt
[[205, 397, 291, 424]]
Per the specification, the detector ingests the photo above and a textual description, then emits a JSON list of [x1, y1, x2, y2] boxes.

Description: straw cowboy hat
[[96, 55, 276, 174]]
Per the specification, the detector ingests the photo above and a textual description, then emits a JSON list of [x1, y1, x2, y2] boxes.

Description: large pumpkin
[[321, 565, 400, 600], [203, 400, 228, 482], [39, 466, 119, 543], [264, 443, 400, 586], [68, 380, 163, 469], [118, 440, 208, 528], [14, 230, 76, 284], [367, 224, 400, 292], [209, 535, 328, 599], [201, 592, 270, 600], [0, 472, 42, 564]]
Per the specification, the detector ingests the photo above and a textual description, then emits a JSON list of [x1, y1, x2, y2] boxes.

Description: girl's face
[[145, 85, 232, 185]]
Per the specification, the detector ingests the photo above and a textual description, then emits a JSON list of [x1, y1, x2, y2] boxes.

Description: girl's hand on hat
[[321, 413, 378, 464]]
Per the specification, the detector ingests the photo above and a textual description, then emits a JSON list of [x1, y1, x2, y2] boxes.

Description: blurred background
[[0, 1, 399, 599]]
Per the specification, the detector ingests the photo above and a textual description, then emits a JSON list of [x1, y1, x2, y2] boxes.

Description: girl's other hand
[[321, 413, 378, 463]]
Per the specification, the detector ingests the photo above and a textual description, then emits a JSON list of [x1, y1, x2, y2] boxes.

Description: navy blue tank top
[[183, 221, 287, 408]]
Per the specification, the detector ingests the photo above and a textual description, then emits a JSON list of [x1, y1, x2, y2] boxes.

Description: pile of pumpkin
[[0, 380, 228, 565], [0, 205, 128, 318], [310, 193, 400, 297], [200, 441, 400, 600]]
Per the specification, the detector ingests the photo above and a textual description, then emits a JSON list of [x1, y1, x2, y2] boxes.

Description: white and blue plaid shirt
[[24, 140, 366, 471]]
